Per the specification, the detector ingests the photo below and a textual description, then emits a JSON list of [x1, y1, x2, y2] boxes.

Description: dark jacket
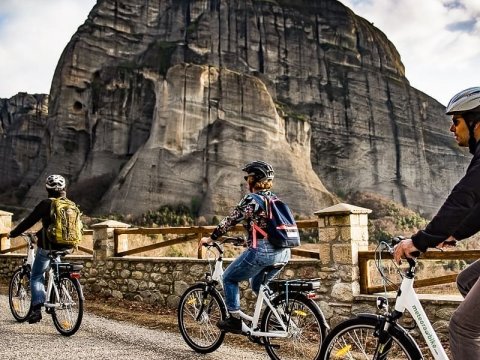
[[412, 141, 480, 252], [9, 190, 69, 250]]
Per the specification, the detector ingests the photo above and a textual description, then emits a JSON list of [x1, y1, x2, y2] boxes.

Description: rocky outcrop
[[0, 93, 49, 204], [0, 0, 470, 218]]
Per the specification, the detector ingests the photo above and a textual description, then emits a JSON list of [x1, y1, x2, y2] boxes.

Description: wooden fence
[[113, 219, 320, 259], [358, 249, 480, 294], [0, 230, 94, 255]]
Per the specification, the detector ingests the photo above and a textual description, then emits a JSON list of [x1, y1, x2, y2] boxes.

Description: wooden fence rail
[[113, 220, 320, 259], [358, 249, 480, 294], [0, 230, 94, 255]]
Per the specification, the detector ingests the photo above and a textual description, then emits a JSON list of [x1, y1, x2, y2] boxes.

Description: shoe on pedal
[[28, 309, 42, 324], [217, 316, 243, 334]]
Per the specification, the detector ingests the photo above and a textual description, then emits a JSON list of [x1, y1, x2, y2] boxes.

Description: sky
[[0, 0, 479, 106]]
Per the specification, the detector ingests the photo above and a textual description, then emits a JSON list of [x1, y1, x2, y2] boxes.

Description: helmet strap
[[467, 122, 479, 154]]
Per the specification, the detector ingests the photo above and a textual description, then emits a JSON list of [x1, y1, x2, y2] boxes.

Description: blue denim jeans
[[222, 240, 290, 312], [30, 247, 50, 307]]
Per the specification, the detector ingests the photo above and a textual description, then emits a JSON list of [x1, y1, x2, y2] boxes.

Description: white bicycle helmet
[[446, 87, 480, 115], [45, 174, 66, 191]]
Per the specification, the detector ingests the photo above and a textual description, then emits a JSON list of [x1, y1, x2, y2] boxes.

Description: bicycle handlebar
[[202, 236, 246, 254], [20, 233, 37, 245]]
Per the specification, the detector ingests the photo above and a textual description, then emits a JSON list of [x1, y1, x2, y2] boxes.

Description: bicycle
[[319, 238, 450, 360], [177, 236, 329, 360], [8, 233, 85, 336]]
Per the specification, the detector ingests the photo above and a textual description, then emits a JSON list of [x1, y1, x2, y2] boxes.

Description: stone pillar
[[315, 203, 371, 304], [91, 220, 131, 261], [0, 210, 13, 251]]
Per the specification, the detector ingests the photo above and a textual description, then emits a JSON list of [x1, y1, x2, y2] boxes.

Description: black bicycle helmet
[[242, 161, 274, 182], [45, 174, 66, 191]]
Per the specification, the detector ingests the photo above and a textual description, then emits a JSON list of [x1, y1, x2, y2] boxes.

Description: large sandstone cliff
[[0, 0, 470, 218]]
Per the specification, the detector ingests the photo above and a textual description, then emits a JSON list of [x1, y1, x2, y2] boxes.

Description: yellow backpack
[[47, 197, 83, 247]]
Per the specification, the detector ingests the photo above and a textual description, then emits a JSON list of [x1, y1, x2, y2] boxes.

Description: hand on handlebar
[[436, 236, 457, 250], [199, 236, 213, 248], [393, 238, 419, 265]]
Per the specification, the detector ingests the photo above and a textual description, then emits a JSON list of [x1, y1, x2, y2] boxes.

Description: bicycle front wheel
[[177, 283, 227, 353], [262, 292, 327, 360], [51, 277, 83, 336], [319, 316, 422, 359], [9, 268, 32, 322]]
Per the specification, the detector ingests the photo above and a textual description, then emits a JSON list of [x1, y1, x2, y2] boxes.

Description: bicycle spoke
[[178, 285, 226, 353]]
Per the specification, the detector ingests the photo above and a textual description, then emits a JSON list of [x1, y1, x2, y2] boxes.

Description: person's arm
[[204, 194, 261, 242], [452, 202, 480, 240], [9, 200, 50, 238], [411, 154, 480, 252]]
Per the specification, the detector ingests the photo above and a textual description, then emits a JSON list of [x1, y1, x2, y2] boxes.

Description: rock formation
[[0, 0, 471, 219]]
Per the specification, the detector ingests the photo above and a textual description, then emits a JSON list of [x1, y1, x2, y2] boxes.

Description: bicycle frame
[[393, 275, 449, 360], [44, 254, 77, 311], [237, 283, 292, 338], [207, 243, 294, 338]]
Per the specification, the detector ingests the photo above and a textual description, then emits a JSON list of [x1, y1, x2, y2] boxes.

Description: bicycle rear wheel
[[51, 277, 83, 336], [262, 292, 327, 360], [319, 316, 421, 359], [9, 268, 32, 322], [177, 283, 227, 353]]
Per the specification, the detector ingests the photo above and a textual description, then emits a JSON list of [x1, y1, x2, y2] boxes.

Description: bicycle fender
[[355, 313, 419, 351]]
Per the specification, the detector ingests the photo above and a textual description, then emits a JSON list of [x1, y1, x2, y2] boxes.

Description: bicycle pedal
[[248, 336, 264, 346]]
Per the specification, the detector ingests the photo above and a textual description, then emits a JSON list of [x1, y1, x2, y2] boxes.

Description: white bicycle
[[319, 238, 450, 360], [177, 236, 328, 360], [8, 233, 85, 336]]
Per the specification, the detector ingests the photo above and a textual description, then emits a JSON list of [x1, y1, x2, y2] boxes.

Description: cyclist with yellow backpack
[[8, 174, 83, 324]]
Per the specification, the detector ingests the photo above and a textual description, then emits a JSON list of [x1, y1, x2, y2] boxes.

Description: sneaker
[[217, 316, 243, 334], [28, 309, 42, 324]]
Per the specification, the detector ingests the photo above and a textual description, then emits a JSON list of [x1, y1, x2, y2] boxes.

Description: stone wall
[[0, 203, 461, 339]]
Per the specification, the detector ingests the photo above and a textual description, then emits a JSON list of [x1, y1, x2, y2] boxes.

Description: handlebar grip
[[391, 235, 406, 246]]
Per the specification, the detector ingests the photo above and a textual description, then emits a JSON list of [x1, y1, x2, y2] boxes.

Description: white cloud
[[0, 0, 96, 98], [340, 0, 480, 105]]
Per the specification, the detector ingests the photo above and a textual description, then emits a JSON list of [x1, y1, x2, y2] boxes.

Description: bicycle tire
[[8, 268, 32, 322], [319, 316, 422, 360], [261, 292, 327, 360], [51, 277, 84, 336], [177, 283, 227, 354]]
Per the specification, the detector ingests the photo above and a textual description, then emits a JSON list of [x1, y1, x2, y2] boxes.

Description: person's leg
[[456, 259, 480, 297], [250, 244, 290, 294], [28, 247, 50, 323], [222, 247, 264, 311], [220, 247, 265, 333], [449, 263, 480, 359]]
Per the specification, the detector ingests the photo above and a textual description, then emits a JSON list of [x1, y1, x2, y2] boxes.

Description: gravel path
[[0, 294, 269, 360]]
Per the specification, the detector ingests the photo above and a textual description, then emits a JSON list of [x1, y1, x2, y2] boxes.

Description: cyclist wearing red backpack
[[201, 161, 292, 333], [9, 175, 71, 324]]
